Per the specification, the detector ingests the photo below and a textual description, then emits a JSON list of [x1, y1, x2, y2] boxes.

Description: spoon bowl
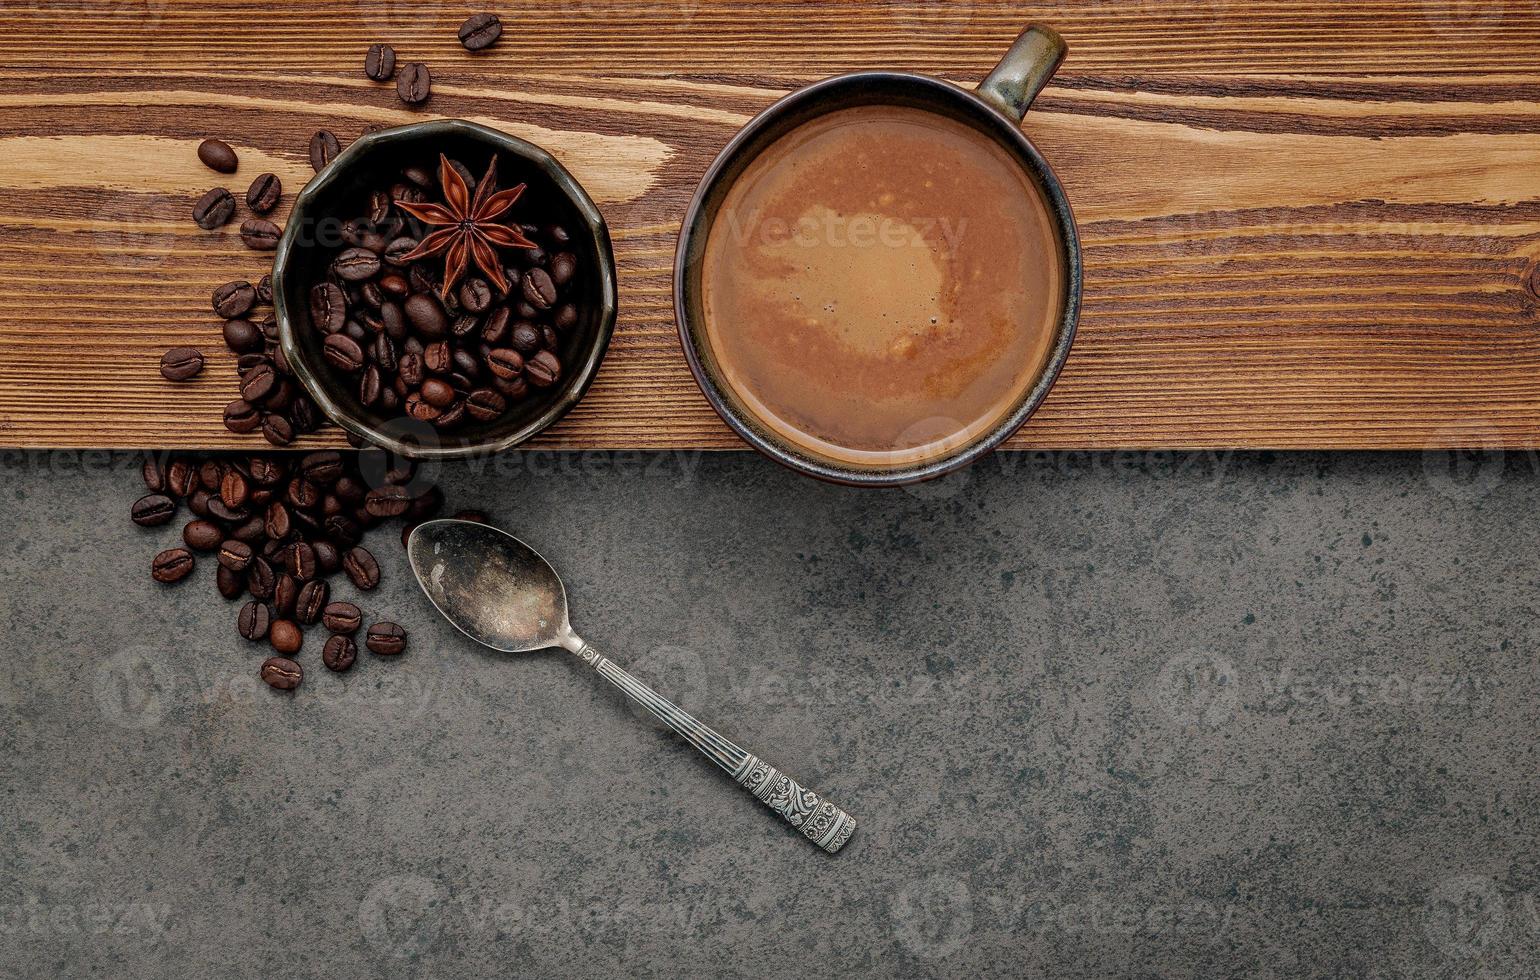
[[408, 519, 576, 654]]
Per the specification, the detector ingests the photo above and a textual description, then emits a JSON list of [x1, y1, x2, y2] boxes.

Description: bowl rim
[[672, 71, 1082, 487], [274, 118, 618, 460]]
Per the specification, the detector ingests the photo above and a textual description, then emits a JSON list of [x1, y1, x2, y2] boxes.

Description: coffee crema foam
[[701, 105, 1063, 467]]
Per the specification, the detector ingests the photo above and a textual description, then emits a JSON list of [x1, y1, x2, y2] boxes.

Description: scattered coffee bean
[[179, 519, 221, 552], [365, 621, 407, 655], [309, 130, 342, 172], [193, 187, 236, 229], [343, 546, 380, 590], [239, 601, 273, 641], [397, 63, 431, 105], [131, 494, 177, 527], [246, 173, 281, 214], [239, 363, 277, 402], [197, 138, 239, 173], [262, 414, 294, 446], [240, 218, 281, 250], [224, 399, 262, 434], [216, 563, 245, 599], [159, 347, 204, 381], [261, 656, 303, 690], [296, 579, 329, 624], [526, 349, 561, 387], [152, 548, 195, 583], [458, 12, 502, 50], [223, 318, 264, 354], [269, 620, 303, 655], [218, 539, 253, 572], [322, 635, 358, 672], [220, 470, 250, 508], [322, 601, 363, 634], [365, 42, 396, 81], [213, 280, 256, 319]]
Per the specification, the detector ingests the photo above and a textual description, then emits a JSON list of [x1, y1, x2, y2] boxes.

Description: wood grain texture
[[1, 1, 1539, 450]]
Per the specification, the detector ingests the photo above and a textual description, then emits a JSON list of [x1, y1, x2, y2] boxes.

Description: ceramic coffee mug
[[674, 25, 1081, 486]]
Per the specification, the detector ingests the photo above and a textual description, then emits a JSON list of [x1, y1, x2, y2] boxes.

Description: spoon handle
[[573, 642, 856, 854]]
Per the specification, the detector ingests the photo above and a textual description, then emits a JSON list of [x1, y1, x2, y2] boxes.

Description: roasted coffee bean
[[222, 319, 262, 354], [508, 321, 540, 353], [142, 458, 168, 493], [236, 353, 268, 375], [232, 515, 266, 544], [131, 493, 176, 527], [522, 268, 557, 309], [419, 340, 449, 374], [300, 451, 344, 484], [159, 347, 204, 381], [322, 635, 358, 672], [287, 541, 318, 581], [256, 274, 273, 303], [187, 489, 212, 517], [479, 307, 511, 344], [198, 138, 239, 173], [193, 187, 236, 229], [287, 477, 322, 510], [458, 12, 502, 50], [238, 600, 272, 641], [343, 546, 380, 590], [313, 541, 342, 575], [224, 399, 262, 434], [239, 363, 277, 402], [335, 247, 382, 281], [309, 282, 347, 332], [216, 564, 245, 599], [167, 460, 198, 496], [366, 621, 407, 655], [402, 164, 434, 188], [364, 484, 413, 518], [465, 387, 507, 422], [272, 574, 299, 619], [309, 130, 341, 172], [358, 364, 382, 406], [526, 349, 561, 387], [405, 392, 440, 422], [295, 580, 329, 624], [404, 293, 448, 337], [246, 556, 276, 600], [240, 218, 281, 250], [261, 655, 303, 689], [262, 414, 294, 446], [325, 515, 361, 549], [407, 485, 444, 522], [487, 347, 524, 380], [459, 277, 492, 313], [554, 303, 578, 332], [197, 461, 223, 492], [432, 400, 466, 429], [384, 236, 418, 266], [218, 539, 253, 572], [246, 173, 281, 214], [264, 502, 292, 541], [395, 350, 425, 387], [322, 333, 366, 372], [213, 279, 256, 318], [365, 42, 397, 81], [549, 252, 577, 287], [420, 377, 456, 408], [366, 191, 394, 226], [220, 469, 250, 508], [250, 457, 286, 486], [152, 548, 195, 583], [322, 601, 363, 634], [397, 62, 431, 105], [207, 497, 247, 523], [540, 324, 559, 350], [451, 348, 481, 380]]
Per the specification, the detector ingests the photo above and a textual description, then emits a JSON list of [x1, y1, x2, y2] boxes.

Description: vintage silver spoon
[[406, 519, 856, 854]]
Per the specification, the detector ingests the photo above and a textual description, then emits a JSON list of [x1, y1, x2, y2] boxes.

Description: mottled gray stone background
[[1, 448, 1537, 978]]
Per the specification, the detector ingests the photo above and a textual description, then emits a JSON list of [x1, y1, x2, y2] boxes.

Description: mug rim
[[274, 118, 618, 460], [673, 70, 1082, 487]]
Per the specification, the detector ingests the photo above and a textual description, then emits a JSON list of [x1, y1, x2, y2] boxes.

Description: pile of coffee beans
[[133, 451, 438, 692], [304, 157, 579, 432]]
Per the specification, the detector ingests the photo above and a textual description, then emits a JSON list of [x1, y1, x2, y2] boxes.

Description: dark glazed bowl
[[674, 27, 1081, 486], [274, 119, 616, 460]]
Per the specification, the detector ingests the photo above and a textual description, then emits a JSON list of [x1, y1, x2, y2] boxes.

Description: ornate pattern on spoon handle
[[574, 642, 856, 854]]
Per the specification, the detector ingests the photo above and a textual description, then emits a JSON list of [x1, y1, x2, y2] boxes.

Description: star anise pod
[[395, 154, 535, 300]]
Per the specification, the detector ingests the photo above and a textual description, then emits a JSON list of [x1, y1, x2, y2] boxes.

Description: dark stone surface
[[1, 449, 1536, 977]]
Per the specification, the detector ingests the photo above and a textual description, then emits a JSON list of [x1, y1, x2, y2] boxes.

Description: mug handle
[[976, 25, 1067, 123]]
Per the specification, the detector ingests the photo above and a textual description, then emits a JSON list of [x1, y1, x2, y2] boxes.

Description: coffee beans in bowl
[[273, 120, 616, 459]]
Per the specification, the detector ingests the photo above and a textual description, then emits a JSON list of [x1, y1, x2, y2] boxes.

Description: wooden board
[[2, 1, 1539, 450]]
